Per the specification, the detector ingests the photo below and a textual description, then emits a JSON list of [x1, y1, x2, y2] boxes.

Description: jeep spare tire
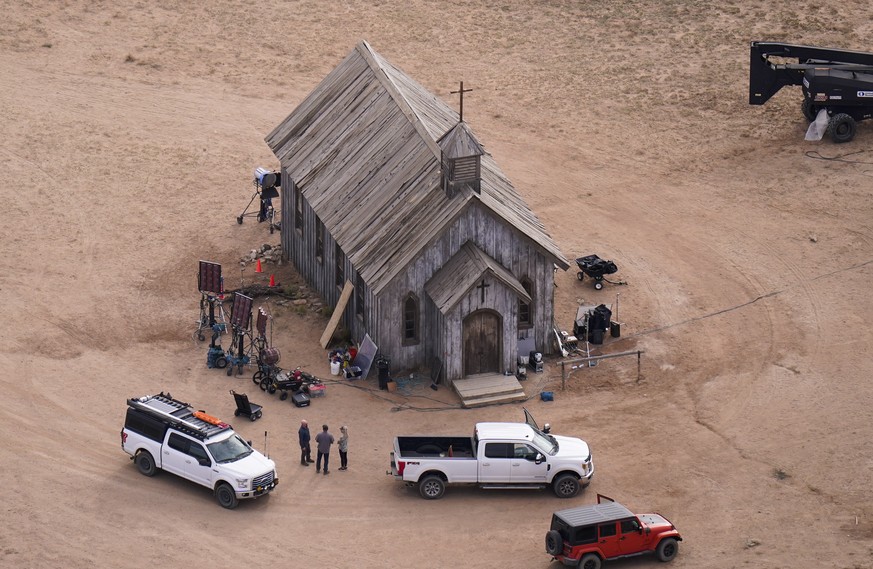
[[545, 530, 562, 555]]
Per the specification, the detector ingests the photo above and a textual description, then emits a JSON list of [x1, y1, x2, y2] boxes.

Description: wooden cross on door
[[476, 278, 490, 302]]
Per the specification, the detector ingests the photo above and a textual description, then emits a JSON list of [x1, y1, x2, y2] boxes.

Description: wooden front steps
[[452, 373, 527, 408]]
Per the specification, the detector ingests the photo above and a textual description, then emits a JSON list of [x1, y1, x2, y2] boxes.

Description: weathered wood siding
[[281, 173, 375, 345], [377, 201, 556, 382]]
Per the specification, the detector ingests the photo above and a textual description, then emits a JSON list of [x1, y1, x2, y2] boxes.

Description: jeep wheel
[[580, 553, 602, 569], [135, 450, 157, 477], [656, 537, 679, 562], [545, 530, 563, 556], [552, 473, 580, 498], [418, 475, 446, 500], [215, 482, 239, 509]]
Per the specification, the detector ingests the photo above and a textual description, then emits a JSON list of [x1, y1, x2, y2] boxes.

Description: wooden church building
[[266, 40, 569, 391]]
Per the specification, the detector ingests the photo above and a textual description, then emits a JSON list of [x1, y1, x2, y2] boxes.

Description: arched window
[[518, 278, 533, 329], [402, 293, 419, 345]]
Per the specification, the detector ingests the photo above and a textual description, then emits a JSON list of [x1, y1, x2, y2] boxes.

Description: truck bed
[[396, 436, 475, 458]]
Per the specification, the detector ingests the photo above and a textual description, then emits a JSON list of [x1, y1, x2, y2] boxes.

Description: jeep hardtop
[[545, 494, 682, 568]]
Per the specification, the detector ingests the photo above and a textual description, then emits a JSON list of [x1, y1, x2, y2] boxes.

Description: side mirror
[[535, 453, 545, 464], [543, 423, 551, 434], [198, 457, 211, 467], [645, 526, 651, 535], [247, 440, 253, 446]]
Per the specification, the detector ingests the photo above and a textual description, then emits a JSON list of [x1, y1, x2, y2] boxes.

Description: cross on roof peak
[[450, 81, 473, 122]]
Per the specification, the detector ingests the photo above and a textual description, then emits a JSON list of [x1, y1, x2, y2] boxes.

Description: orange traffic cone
[[255, 258, 263, 273], [269, 274, 277, 287]]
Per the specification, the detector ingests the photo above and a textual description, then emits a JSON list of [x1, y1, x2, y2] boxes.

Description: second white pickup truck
[[388, 409, 593, 499]]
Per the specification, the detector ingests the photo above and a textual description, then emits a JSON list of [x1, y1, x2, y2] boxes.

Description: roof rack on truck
[[126, 392, 232, 440]]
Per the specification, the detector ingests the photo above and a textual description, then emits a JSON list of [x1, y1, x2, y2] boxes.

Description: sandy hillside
[[1, 2, 872, 568]]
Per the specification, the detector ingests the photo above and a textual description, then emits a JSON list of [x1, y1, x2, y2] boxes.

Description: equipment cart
[[575, 254, 621, 290]]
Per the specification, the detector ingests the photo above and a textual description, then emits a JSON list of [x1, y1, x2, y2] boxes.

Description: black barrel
[[610, 321, 621, 338], [376, 355, 391, 390]]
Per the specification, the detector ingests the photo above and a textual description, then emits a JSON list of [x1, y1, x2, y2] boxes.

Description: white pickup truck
[[388, 409, 593, 499], [121, 393, 278, 509]]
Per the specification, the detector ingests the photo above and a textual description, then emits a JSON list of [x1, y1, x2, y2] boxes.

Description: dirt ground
[[2, 2, 872, 568]]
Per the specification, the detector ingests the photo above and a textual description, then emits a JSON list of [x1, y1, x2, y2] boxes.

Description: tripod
[[237, 170, 281, 234], [194, 293, 228, 343]]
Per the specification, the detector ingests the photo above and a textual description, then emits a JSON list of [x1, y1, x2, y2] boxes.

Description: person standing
[[314, 424, 335, 475], [298, 419, 313, 466], [338, 425, 349, 471]]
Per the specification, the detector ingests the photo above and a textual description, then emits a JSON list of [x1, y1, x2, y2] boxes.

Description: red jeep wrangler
[[545, 494, 682, 568]]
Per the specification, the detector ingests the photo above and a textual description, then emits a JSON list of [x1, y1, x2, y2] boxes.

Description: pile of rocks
[[240, 243, 283, 268]]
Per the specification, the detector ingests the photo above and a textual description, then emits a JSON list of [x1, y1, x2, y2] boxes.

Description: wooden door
[[463, 310, 500, 376]]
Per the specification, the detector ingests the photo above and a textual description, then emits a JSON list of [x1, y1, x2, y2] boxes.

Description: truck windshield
[[532, 429, 558, 455], [207, 434, 254, 463]]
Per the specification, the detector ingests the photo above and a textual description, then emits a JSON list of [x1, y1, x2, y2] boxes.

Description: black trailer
[[749, 41, 873, 142]]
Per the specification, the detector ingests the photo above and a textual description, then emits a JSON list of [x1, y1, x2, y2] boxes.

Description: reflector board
[[231, 293, 253, 329], [198, 261, 222, 294]]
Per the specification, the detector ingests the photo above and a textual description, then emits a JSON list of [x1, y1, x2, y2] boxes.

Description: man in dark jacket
[[298, 419, 313, 466], [314, 424, 335, 475]]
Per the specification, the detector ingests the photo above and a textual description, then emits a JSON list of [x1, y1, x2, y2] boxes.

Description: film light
[[198, 261, 222, 294], [231, 292, 253, 329], [256, 307, 269, 337]]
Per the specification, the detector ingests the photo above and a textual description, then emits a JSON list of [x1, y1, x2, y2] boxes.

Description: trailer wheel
[[418, 475, 446, 499], [267, 383, 277, 394], [259, 378, 270, 391], [280, 391, 288, 401], [656, 537, 679, 562], [577, 271, 584, 281], [801, 98, 818, 122], [215, 482, 239, 509], [552, 473, 580, 498], [829, 113, 856, 143], [594, 281, 603, 290], [135, 450, 157, 477]]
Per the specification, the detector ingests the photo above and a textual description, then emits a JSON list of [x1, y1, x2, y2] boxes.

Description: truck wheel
[[656, 537, 679, 562], [545, 530, 563, 555], [215, 482, 239, 509], [418, 475, 446, 500], [801, 98, 818, 122], [135, 451, 157, 477], [552, 473, 580, 498], [580, 553, 602, 569], [829, 113, 856, 143]]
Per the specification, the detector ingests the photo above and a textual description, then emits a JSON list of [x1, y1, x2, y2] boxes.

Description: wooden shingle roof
[[425, 241, 531, 314], [265, 40, 569, 293]]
